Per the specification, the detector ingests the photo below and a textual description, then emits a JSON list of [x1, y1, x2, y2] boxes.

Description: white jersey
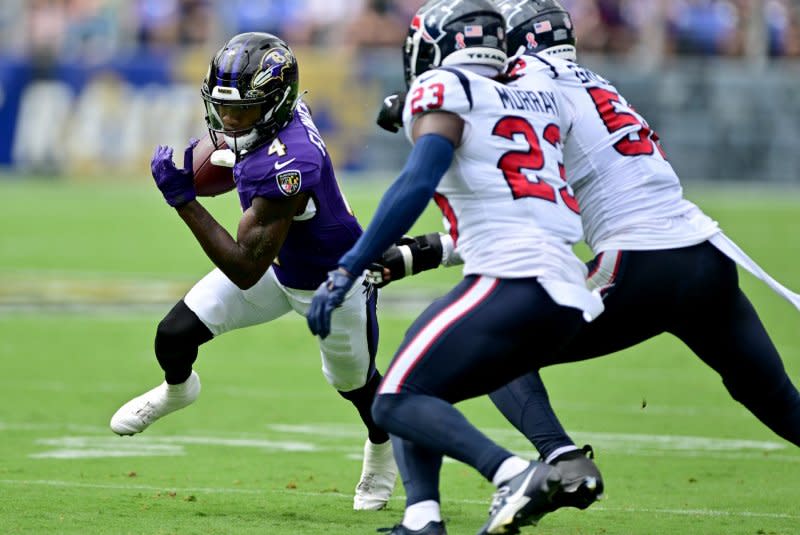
[[403, 66, 603, 320], [519, 54, 719, 253], [516, 55, 800, 311]]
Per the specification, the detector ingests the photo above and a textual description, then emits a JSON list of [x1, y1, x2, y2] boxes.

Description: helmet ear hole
[[201, 32, 300, 153]]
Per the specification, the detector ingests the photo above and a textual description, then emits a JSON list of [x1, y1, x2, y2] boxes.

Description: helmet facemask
[[202, 84, 294, 153], [403, 28, 442, 88]]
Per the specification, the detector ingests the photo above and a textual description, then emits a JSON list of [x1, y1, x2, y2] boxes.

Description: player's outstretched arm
[[307, 137, 451, 339], [308, 112, 463, 338]]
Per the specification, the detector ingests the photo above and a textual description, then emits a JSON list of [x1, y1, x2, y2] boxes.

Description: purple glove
[[150, 139, 199, 208]]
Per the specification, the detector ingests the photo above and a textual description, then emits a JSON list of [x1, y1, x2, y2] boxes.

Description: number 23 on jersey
[[493, 116, 580, 214], [411, 81, 579, 213], [410, 83, 445, 114]]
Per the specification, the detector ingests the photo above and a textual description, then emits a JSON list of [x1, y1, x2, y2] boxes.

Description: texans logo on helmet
[[496, 0, 528, 28], [412, 0, 462, 44], [411, 15, 435, 43]]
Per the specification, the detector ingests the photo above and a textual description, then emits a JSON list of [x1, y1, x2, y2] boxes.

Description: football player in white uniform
[[307, 1, 604, 534], [372, 0, 800, 514]]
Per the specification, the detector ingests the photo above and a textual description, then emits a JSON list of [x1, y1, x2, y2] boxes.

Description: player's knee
[[338, 370, 380, 400], [155, 301, 212, 360], [371, 393, 399, 431], [324, 369, 363, 392], [726, 371, 797, 408], [321, 353, 372, 391]]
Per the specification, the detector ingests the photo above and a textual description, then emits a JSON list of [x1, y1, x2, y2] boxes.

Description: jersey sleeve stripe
[[531, 53, 559, 78], [439, 67, 474, 110]]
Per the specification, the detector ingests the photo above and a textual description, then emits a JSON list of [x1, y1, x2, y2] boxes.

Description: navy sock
[[340, 371, 390, 444], [490, 372, 575, 460]]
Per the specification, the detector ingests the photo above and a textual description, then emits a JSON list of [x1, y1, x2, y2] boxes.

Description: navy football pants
[[490, 241, 800, 458], [371, 275, 584, 505]]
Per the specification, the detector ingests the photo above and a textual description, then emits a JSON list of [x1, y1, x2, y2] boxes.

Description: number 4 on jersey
[[268, 138, 287, 157]]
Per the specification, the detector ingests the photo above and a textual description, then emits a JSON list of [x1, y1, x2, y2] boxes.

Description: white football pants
[[184, 266, 374, 391]]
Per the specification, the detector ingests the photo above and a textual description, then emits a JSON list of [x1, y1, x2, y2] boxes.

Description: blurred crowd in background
[[2, 0, 800, 63], [2, 1, 799, 182]]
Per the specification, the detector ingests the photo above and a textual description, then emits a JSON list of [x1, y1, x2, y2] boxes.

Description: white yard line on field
[[269, 424, 790, 451], [29, 435, 319, 459], [7, 422, 800, 464], [269, 424, 800, 462], [4, 420, 798, 461], [0, 275, 436, 316], [0, 478, 797, 521]]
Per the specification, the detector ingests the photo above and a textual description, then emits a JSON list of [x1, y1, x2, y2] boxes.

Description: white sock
[[166, 371, 195, 393], [163, 372, 199, 408], [367, 438, 393, 453], [166, 382, 189, 394], [402, 500, 441, 530], [492, 456, 530, 487], [545, 445, 579, 464]]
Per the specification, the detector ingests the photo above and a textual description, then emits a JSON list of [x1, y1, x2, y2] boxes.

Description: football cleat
[[377, 521, 447, 534], [110, 371, 201, 435], [547, 445, 604, 511], [354, 438, 398, 510], [477, 461, 562, 535]]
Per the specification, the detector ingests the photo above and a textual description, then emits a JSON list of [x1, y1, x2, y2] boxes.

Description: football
[[192, 133, 236, 197]]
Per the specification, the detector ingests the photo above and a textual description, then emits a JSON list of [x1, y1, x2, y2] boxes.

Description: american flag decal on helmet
[[463, 25, 483, 37]]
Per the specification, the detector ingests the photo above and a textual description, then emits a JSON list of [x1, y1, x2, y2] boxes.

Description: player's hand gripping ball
[[192, 133, 236, 197]]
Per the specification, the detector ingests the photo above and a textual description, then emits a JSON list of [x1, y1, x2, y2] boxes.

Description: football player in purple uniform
[[110, 33, 397, 512], [372, 0, 800, 516]]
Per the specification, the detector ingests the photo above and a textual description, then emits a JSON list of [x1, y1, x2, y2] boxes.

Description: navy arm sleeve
[[339, 134, 455, 276]]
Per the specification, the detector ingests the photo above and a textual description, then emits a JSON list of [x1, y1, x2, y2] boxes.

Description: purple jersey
[[233, 101, 362, 290]]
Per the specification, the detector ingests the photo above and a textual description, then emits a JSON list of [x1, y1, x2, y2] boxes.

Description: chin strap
[[294, 90, 309, 109]]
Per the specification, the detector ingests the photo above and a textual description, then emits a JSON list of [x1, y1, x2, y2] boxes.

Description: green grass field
[[1, 177, 799, 534]]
